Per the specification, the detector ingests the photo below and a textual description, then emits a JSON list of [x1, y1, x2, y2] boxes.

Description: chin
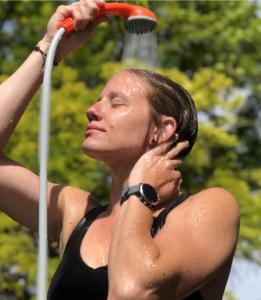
[[82, 139, 116, 161], [82, 138, 146, 164], [82, 143, 104, 160]]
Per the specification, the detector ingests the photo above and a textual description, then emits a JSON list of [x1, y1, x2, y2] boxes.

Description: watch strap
[[120, 184, 154, 210], [120, 184, 140, 204]]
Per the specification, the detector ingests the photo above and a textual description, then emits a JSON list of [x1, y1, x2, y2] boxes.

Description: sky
[[226, 258, 261, 300]]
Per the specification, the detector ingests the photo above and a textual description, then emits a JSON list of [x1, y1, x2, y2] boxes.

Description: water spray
[[37, 3, 157, 300]]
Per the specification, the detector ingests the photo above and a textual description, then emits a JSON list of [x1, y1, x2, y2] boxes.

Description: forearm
[[0, 38, 49, 151], [108, 197, 161, 299], [0, 0, 107, 153]]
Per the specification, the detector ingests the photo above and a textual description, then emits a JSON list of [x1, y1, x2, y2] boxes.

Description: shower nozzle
[[60, 2, 157, 34], [124, 17, 157, 34], [99, 3, 157, 34]]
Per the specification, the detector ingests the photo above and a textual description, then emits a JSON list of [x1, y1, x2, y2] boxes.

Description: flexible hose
[[37, 27, 66, 300], [36, 4, 156, 298]]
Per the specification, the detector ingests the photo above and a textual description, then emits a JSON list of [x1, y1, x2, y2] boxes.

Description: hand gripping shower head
[[60, 2, 157, 34]]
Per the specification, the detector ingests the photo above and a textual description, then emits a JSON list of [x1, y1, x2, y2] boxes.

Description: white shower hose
[[38, 27, 66, 300]]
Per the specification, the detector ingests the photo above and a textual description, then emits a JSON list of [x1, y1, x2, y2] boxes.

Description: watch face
[[141, 184, 158, 203]]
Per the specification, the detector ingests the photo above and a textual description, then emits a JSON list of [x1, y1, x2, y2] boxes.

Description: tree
[[147, 0, 261, 262], [0, 0, 260, 298]]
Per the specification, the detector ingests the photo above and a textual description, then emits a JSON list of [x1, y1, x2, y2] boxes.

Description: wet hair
[[127, 69, 198, 158]]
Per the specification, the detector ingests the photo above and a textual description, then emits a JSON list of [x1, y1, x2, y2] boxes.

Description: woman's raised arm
[[0, 0, 105, 241]]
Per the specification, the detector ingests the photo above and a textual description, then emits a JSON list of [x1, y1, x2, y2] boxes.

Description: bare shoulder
[[62, 185, 100, 213], [158, 187, 240, 267], [162, 187, 240, 237], [189, 187, 240, 225], [62, 184, 100, 226], [174, 187, 241, 241], [154, 187, 240, 297], [193, 186, 238, 203], [59, 185, 100, 254]]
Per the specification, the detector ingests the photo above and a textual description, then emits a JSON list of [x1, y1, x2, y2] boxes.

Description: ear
[[157, 116, 177, 144], [148, 116, 177, 146]]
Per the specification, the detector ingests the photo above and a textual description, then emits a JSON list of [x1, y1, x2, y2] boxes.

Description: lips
[[85, 124, 106, 136]]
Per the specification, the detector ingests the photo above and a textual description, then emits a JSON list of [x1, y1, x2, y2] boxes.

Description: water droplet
[[122, 32, 160, 68]]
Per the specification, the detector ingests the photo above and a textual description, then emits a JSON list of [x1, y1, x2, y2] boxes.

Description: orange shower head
[[99, 3, 157, 34], [60, 2, 157, 34]]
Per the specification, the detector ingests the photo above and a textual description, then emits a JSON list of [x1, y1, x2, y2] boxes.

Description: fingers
[[149, 141, 173, 156], [74, 0, 99, 30], [150, 139, 189, 159], [56, 0, 105, 31], [162, 159, 182, 171], [165, 141, 189, 159]]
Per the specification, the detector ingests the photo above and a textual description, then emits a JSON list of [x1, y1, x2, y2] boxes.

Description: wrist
[[121, 183, 160, 211], [34, 38, 61, 67], [37, 37, 51, 54], [121, 195, 154, 216]]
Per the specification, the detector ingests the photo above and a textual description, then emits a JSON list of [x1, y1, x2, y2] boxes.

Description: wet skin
[[83, 71, 157, 167]]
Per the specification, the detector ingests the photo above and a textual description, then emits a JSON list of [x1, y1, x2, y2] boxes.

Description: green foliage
[[0, 0, 261, 298], [0, 213, 36, 298], [152, 0, 261, 84]]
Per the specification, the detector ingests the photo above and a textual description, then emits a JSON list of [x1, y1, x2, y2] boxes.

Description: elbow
[[108, 252, 161, 299], [108, 277, 153, 300]]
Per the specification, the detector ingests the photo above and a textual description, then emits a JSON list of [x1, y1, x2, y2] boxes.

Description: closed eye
[[108, 91, 129, 107], [111, 98, 125, 108]]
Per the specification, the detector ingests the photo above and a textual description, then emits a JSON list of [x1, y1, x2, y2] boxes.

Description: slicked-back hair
[[128, 69, 198, 158]]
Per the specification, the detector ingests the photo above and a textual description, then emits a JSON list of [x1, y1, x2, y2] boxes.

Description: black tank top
[[48, 194, 204, 300]]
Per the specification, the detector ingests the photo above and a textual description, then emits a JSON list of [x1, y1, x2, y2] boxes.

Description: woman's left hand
[[128, 141, 189, 203]]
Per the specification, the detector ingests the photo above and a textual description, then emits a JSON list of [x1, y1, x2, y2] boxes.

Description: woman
[[0, 1, 240, 299]]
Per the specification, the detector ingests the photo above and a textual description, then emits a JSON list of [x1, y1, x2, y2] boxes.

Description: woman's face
[[82, 71, 156, 163]]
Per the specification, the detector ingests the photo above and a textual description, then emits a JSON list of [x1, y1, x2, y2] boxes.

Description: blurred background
[[0, 1, 261, 299]]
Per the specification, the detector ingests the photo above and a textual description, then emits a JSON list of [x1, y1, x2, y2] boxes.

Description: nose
[[86, 102, 102, 122]]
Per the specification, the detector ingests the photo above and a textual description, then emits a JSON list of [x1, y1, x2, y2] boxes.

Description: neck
[[104, 154, 172, 219], [105, 155, 139, 216]]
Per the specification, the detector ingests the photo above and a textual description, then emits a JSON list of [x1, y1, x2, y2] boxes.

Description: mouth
[[85, 124, 106, 136]]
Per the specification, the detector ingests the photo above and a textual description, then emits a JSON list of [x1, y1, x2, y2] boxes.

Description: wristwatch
[[120, 183, 160, 210]]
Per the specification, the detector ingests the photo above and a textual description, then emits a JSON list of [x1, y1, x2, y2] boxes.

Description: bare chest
[[79, 216, 114, 269]]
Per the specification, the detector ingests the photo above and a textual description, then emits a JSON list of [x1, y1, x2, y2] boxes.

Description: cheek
[[109, 109, 152, 146]]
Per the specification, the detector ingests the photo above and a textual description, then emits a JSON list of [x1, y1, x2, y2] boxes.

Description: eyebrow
[[108, 91, 129, 102], [97, 91, 129, 104]]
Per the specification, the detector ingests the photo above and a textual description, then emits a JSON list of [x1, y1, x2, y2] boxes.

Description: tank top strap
[[151, 193, 190, 237], [63, 205, 108, 255]]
